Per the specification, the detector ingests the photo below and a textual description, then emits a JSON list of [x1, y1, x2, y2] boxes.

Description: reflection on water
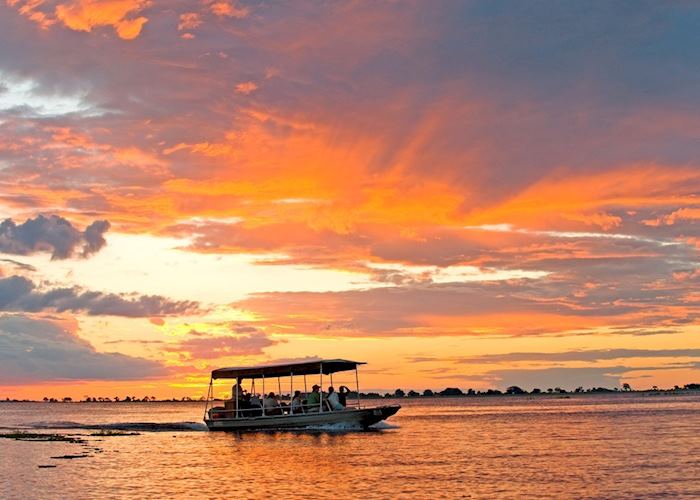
[[2, 394, 700, 498]]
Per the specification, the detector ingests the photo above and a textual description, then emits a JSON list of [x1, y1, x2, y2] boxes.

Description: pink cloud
[[206, 0, 248, 19], [235, 81, 258, 95]]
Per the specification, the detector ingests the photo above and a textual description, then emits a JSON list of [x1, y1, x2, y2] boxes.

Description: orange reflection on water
[[2, 394, 700, 498]]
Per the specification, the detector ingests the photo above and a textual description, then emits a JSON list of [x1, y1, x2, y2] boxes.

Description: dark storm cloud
[[0, 315, 166, 383], [0, 275, 201, 317], [0, 215, 110, 259]]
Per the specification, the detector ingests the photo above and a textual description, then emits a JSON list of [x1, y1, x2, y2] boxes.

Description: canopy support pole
[[235, 377, 239, 419], [203, 377, 213, 420], [262, 375, 266, 417], [319, 363, 323, 413], [355, 366, 361, 409]]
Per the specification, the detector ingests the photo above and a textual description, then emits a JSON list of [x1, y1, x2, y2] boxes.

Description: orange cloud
[[466, 165, 700, 231], [55, 0, 150, 39], [643, 207, 700, 227], [6, 0, 55, 29]]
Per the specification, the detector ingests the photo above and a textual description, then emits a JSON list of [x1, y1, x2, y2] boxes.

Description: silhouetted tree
[[394, 389, 406, 398], [422, 389, 434, 397], [440, 387, 464, 396], [506, 386, 525, 395], [407, 390, 419, 397], [531, 388, 542, 394], [622, 383, 631, 391]]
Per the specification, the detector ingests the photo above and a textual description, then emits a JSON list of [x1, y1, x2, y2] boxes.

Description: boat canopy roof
[[211, 359, 366, 380]]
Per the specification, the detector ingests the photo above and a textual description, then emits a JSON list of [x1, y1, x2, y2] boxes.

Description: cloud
[[235, 81, 258, 95], [0, 1, 699, 357], [0, 315, 166, 383], [166, 325, 277, 360], [178, 12, 201, 31], [57, 0, 149, 40], [207, 1, 248, 19], [0, 258, 37, 272], [410, 348, 700, 365], [643, 207, 700, 227], [0, 274, 201, 317], [0, 215, 110, 259], [7, 0, 151, 40]]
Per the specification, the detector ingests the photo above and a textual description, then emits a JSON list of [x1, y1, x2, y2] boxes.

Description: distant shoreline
[[3, 386, 699, 403]]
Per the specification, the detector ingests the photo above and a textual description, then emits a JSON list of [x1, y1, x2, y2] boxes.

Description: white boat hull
[[204, 405, 400, 431]]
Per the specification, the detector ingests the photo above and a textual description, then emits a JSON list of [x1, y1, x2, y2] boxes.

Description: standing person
[[291, 390, 304, 414], [338, 385, 351, 407], [306, 384, 321, 412], [326, 386, 344, 411]]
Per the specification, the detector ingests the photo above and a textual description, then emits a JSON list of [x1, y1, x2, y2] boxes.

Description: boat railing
[[207, 400, 362, 420]]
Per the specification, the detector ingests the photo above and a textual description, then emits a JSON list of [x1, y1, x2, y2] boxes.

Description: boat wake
[[27, 421, 208, 432], [369, 421, 400, 430], [300, 422, 365, 431]]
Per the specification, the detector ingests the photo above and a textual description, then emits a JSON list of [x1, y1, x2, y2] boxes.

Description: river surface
[[1, 394, 699, 499]]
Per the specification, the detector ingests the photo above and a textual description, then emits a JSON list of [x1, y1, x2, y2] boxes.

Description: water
[[2, 394, 700, 499]]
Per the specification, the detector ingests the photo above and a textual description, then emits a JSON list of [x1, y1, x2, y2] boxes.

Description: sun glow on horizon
[[1, 0, 700, 399]]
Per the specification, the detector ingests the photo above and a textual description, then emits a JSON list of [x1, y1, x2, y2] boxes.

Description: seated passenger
[[306, 385, 321, 412], [326, 386, 345, 411], [263, 392, 282, 416], [291, 390, 304, 414]]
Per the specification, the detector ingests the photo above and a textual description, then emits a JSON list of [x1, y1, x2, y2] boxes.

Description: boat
[[203, 359, 400, 431]]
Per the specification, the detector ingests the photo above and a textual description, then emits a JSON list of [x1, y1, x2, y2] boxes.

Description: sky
[[1, 0, 700, 400]]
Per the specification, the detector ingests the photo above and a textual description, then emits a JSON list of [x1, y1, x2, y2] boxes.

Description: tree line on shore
[[3, 383, 699, 403]]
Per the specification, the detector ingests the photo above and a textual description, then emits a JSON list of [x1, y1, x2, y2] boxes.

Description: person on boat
[[338, 385, 351, 407], [248, 393, 263, 416], [291, 390, 304, 414], [231, 384, 244, 404], [263, 392, 282, 416], [306, 384, 321, 412], [326, 386, 345, 411]]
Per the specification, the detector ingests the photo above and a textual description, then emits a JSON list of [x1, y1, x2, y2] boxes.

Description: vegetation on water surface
[[0, 432, 85, 443], [90, 430, 140, 436]]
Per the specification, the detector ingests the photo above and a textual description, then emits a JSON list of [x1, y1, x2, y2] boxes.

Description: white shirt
[[327, 391, 344, 411], [263, 397, 279, 409]]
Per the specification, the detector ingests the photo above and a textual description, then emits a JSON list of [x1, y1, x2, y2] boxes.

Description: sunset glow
[[2, 0, 700, 400]]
